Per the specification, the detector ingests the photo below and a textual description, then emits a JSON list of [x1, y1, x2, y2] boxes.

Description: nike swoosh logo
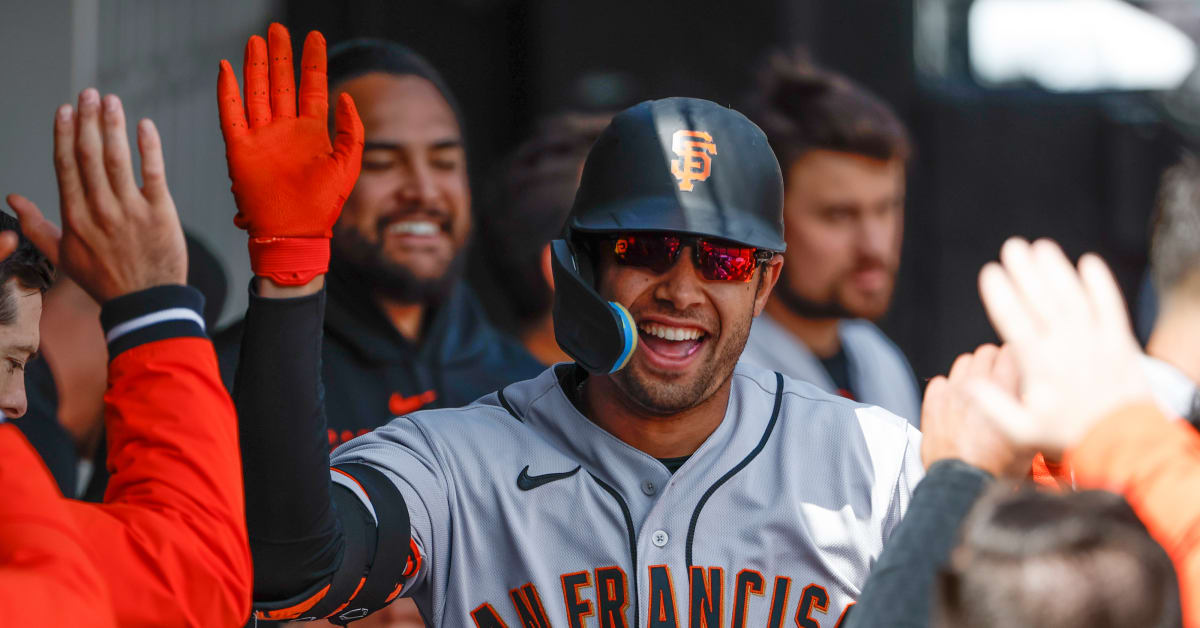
[[516, 465, 581, 491]]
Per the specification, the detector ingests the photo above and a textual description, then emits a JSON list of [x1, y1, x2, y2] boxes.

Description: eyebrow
[[11, 344, 38, 360], [362, 139, 463, 152]]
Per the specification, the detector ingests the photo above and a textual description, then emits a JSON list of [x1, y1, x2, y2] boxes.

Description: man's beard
[[612, 302, 756, 415], [331, 226, 466, 305], [772, 265, 893, 320]]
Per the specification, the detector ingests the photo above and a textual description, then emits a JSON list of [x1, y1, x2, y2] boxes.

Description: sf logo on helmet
[[670, 129, 717, 191]]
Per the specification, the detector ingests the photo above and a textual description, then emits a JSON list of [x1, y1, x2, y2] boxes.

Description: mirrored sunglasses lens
[[698, 241, 757, 281]]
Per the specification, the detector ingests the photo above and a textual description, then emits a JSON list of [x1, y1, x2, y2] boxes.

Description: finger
[[244, 35, 271, 128], [332, 92, 365, 194], [921, 375, 950, 428], [964, 379, 1043, 451], [968, 343, 999, 379], [947, 352, 973, 384], [0, 231, 17, 262], [5, 195, 62, 265], [217, 59, 248, 139], [997, 237, 1055, 330], [100, 94, 140, 201], [1078, 253, 1134, 337], [73, 88, 115, 217], [52, 104, 86, 226], [298, 30, 328, 119], [991, 344, 1021, 396], [137, 119, 170, 203], [978, 261, 1039, 346], [267, 23, 297, 119], [1030, 238, 1090, 323]]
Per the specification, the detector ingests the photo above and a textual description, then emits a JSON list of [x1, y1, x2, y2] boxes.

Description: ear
[[540, 243, 555, 291], [752, 254, 784, 317]]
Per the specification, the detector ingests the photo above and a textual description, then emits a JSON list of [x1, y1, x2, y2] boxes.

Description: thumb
[[5, 194, 62, 266], [962, 378, 1045, 452], [332, 92, 364, 195]]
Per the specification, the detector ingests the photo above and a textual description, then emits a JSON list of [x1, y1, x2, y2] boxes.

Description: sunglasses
[[601, 233, 775, 282]]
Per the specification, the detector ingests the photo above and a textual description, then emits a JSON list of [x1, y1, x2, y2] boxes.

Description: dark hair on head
[[936, 487, 1182, 628], [0, 212, 53, 325], [744, 48, 912, 172], [479, 112, 612, 329], [327, 38, 463, 127]]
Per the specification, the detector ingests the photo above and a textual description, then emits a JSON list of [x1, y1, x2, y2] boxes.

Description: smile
[[387, 220, 441, 236], [636, 321, 708, 366]]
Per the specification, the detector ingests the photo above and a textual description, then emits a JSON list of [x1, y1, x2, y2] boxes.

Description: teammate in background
[[741, 51, 921, 425], [1144, 154, 1200, 424], [1, 89, 251, 625], [214, 30, 542, 451], [220, 26, 921, 625], [478, 112, 610, 365]]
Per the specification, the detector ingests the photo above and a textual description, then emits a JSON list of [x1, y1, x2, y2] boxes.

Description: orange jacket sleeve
[[65, 335, 252, 627], [1067, 402, 1200, 627], [0, 423, 116, 627]]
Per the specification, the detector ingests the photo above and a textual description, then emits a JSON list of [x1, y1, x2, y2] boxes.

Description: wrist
[[248, 237, 330, 286], [99, 285, 207, 359], [256, 274, 325, 298]]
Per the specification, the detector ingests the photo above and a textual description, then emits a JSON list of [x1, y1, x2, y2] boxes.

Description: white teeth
[[637, 323, 704, 341], [388, 221, 440, 236]]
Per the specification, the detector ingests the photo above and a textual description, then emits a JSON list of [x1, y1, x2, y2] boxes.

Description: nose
[[857, 212, 893, 260], [396, 160, 440, 207], [0, 373, 27, 419], [652, 246, 706, 312]]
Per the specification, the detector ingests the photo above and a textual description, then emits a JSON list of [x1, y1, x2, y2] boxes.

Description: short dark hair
[[1150, 153, 1200, 302], [0, 212, 53, 325], [936, 487, 1181, 628], [744, 49, 912, 172], [479, 112, 611, 329], [327, 38, 463, 128]]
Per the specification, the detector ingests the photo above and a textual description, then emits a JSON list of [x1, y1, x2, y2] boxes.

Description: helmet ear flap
[[550, 238, 638, 374]]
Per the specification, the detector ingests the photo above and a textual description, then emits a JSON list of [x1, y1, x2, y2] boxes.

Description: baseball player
[[220, 26, 922, 626]]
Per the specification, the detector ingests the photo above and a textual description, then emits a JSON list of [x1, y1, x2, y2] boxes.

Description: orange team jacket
[[0, 424, 116, 627], [1067, 402, 1200, 627], [1, 334, 252, 626]]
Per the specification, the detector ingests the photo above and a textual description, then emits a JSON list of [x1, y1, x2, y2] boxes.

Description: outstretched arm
[[218, 24, 417, 623], [7, 87, 252, 626]]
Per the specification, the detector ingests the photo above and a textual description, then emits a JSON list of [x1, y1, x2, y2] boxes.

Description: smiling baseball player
[[222, 26, 922, 627]]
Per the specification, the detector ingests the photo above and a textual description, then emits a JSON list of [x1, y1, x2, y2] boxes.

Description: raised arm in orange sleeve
[[1067, 402, 1200, 627], [62, 286, 253, 627], [0, 424, 116, 627]]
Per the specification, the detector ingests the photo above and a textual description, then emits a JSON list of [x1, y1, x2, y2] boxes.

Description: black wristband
[[100, 285, 207, 359]]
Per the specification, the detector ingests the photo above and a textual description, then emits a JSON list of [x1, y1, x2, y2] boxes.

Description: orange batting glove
[[217, 23, 364, 285]]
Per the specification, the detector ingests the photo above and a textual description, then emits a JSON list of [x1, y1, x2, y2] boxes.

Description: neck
[[1147, 300, 1200, 385], [375, 292, 425, 342], [581, 373, 732, 459], [764, 297, 841, 358], [521, 313, 570, 366]]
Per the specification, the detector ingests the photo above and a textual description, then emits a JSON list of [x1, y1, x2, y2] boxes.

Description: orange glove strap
[[248, 237, 330, 286]]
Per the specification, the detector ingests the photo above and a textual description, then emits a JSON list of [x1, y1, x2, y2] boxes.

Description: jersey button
[[652, 530, 669, 547], [642, 480, 656, 495]]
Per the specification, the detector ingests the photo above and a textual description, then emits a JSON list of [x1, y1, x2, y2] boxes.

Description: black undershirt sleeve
[[233, 284, 346, 601], [843, 459, 993, 628]]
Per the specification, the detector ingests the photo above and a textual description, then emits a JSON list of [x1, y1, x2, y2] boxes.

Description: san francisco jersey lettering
[[329, 363, 923, 626]]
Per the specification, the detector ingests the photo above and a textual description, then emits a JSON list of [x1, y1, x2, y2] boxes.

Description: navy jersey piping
[[685, 371, 785, 567], [588, 472, 640, 623], [496, 386, 523, 423]]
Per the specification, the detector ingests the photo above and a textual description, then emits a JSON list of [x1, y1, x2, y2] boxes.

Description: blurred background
[[3, 0, 1198, 382]]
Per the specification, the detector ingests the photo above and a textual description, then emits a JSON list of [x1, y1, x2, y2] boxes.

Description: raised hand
[[217, 23, 364, 286], [967, 238, 1153, 457], [6, 89, 186, 303], [920, 343, 1030, 477]]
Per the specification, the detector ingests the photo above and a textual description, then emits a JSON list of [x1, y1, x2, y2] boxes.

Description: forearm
[[1068, 403, 1200, 626], [65, 286, 252, 626], [234, 278, 345, 602], [846, 459, 993, 628]]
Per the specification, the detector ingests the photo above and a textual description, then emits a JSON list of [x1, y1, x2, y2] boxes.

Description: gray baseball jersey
[[741, 314, 922, 428], [330, 361, 923, 627]]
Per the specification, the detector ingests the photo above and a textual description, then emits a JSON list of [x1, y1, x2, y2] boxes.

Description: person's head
[[1151, 153, 1200, 310], [0, 213, 53, 418], [746, 50, 911, 321], [327, 40, 471, 303], [554, 98, 786, 414], [936, 487, 1181, 628], [480, 112, 611, 333]]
